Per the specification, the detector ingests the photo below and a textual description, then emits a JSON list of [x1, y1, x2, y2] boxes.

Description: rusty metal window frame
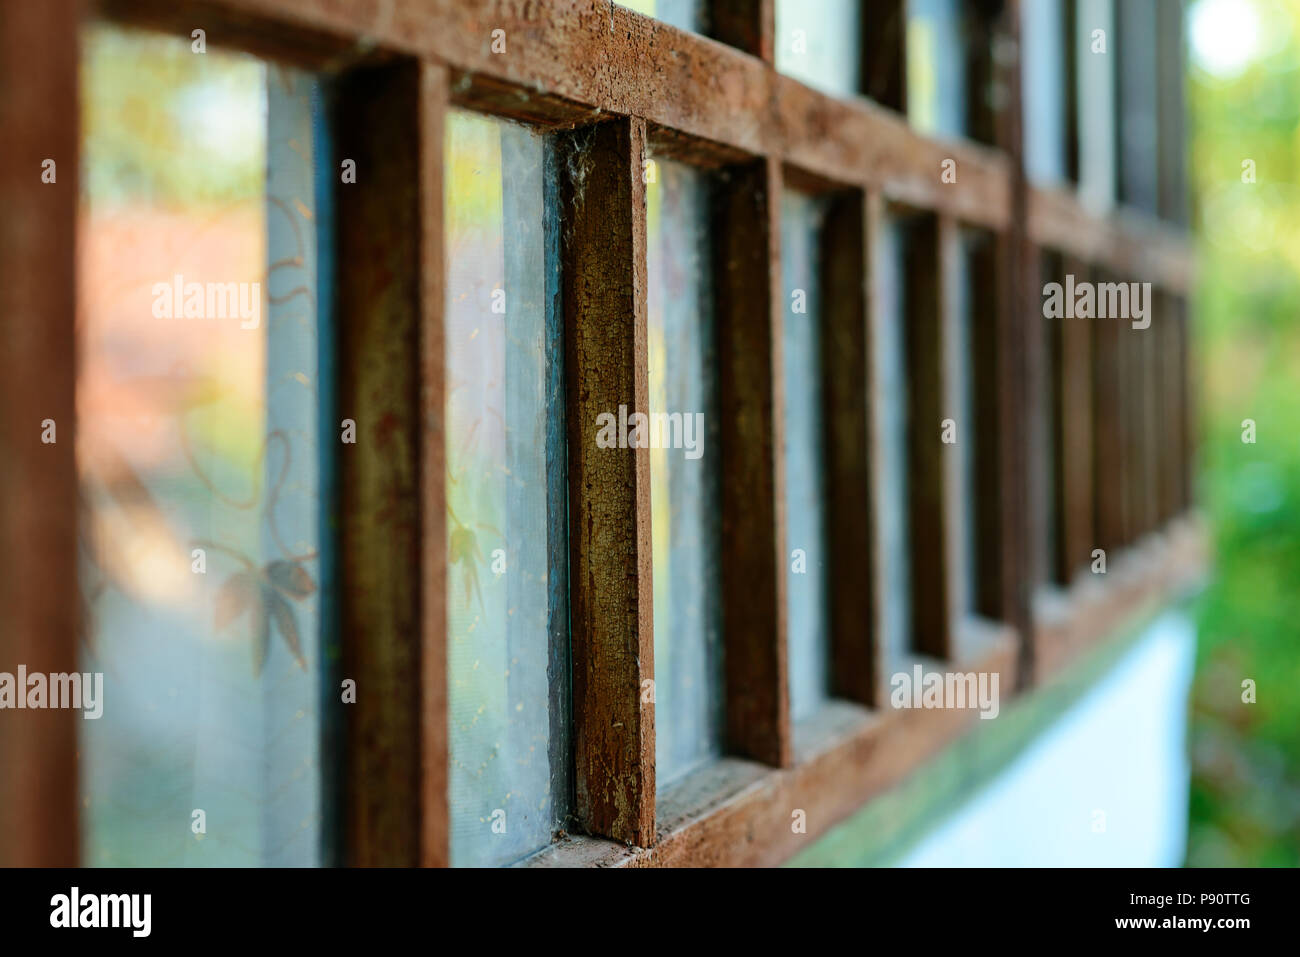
[[0, 0, 1200, 868]]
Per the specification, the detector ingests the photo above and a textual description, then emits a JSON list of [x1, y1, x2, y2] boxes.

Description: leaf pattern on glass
[[266, 559, 316, 599], [251, 592, 272, 677], [265, 586, 306, 673], [444, 110, 568, 865], [213, 560, 315, 674], [449, 519, 485, 611], [215, 570, 259, 630], [77, 31, 332, 867]]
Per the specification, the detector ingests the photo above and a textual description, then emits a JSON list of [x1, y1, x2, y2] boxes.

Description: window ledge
[[1030, 513, 1208, 684], [521, 626, 1019, 867]]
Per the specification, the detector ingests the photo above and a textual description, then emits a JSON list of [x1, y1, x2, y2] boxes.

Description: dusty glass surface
[[444, 110, 569, 866], [646, 157, 724, 790], [781, 190, 833, 722], [775, 0, 862, 97], [78, 26, 336, 865]]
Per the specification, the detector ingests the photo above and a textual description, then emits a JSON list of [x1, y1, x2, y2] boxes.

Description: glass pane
[[907, 0, 967, 136], [875, 217, 912, 663], [1076, 0, 1117, 211], [781, 191, 832, 722], [1022, 0, 1069, 184], [444, 109, 569, 866], [78, 26, 336, 865], [618, 0, 708, 33], [776, 0, 862, 97], [646, 157, 724, 789], [1116, 0, 1159, 213]]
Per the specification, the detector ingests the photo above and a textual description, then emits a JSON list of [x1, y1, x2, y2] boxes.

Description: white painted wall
[[898, 611, 1196, 867]]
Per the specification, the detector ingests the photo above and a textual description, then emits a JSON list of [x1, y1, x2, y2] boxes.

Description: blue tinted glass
[[619, 0, 708, 33], [78, 26, 336, 865], [781, 190, 833, 721], [776, 0, 863, 96], [875, 217, 912, 663], [646, 157, 725, 789], [908, 0, 967, 136], [444, 109, 569, 866]]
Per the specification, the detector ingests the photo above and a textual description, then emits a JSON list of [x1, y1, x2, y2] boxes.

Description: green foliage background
[[1186, 0, 1300, 867]]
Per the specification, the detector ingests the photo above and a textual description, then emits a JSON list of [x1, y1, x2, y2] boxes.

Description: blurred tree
[[1187, 0, 1300, 867]]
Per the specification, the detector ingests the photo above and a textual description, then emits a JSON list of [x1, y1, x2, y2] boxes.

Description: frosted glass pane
[[618, 0, 707, 33], [1022, 0, 1068, 184], [781, 191, 833, 722], [444, 110, 569, 866], [775, 0, 862, 97], [78, 26, 336, 865], [646, 158, 724, 789], [908, 0, 967, 136], [875, 218, 912, 662]]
